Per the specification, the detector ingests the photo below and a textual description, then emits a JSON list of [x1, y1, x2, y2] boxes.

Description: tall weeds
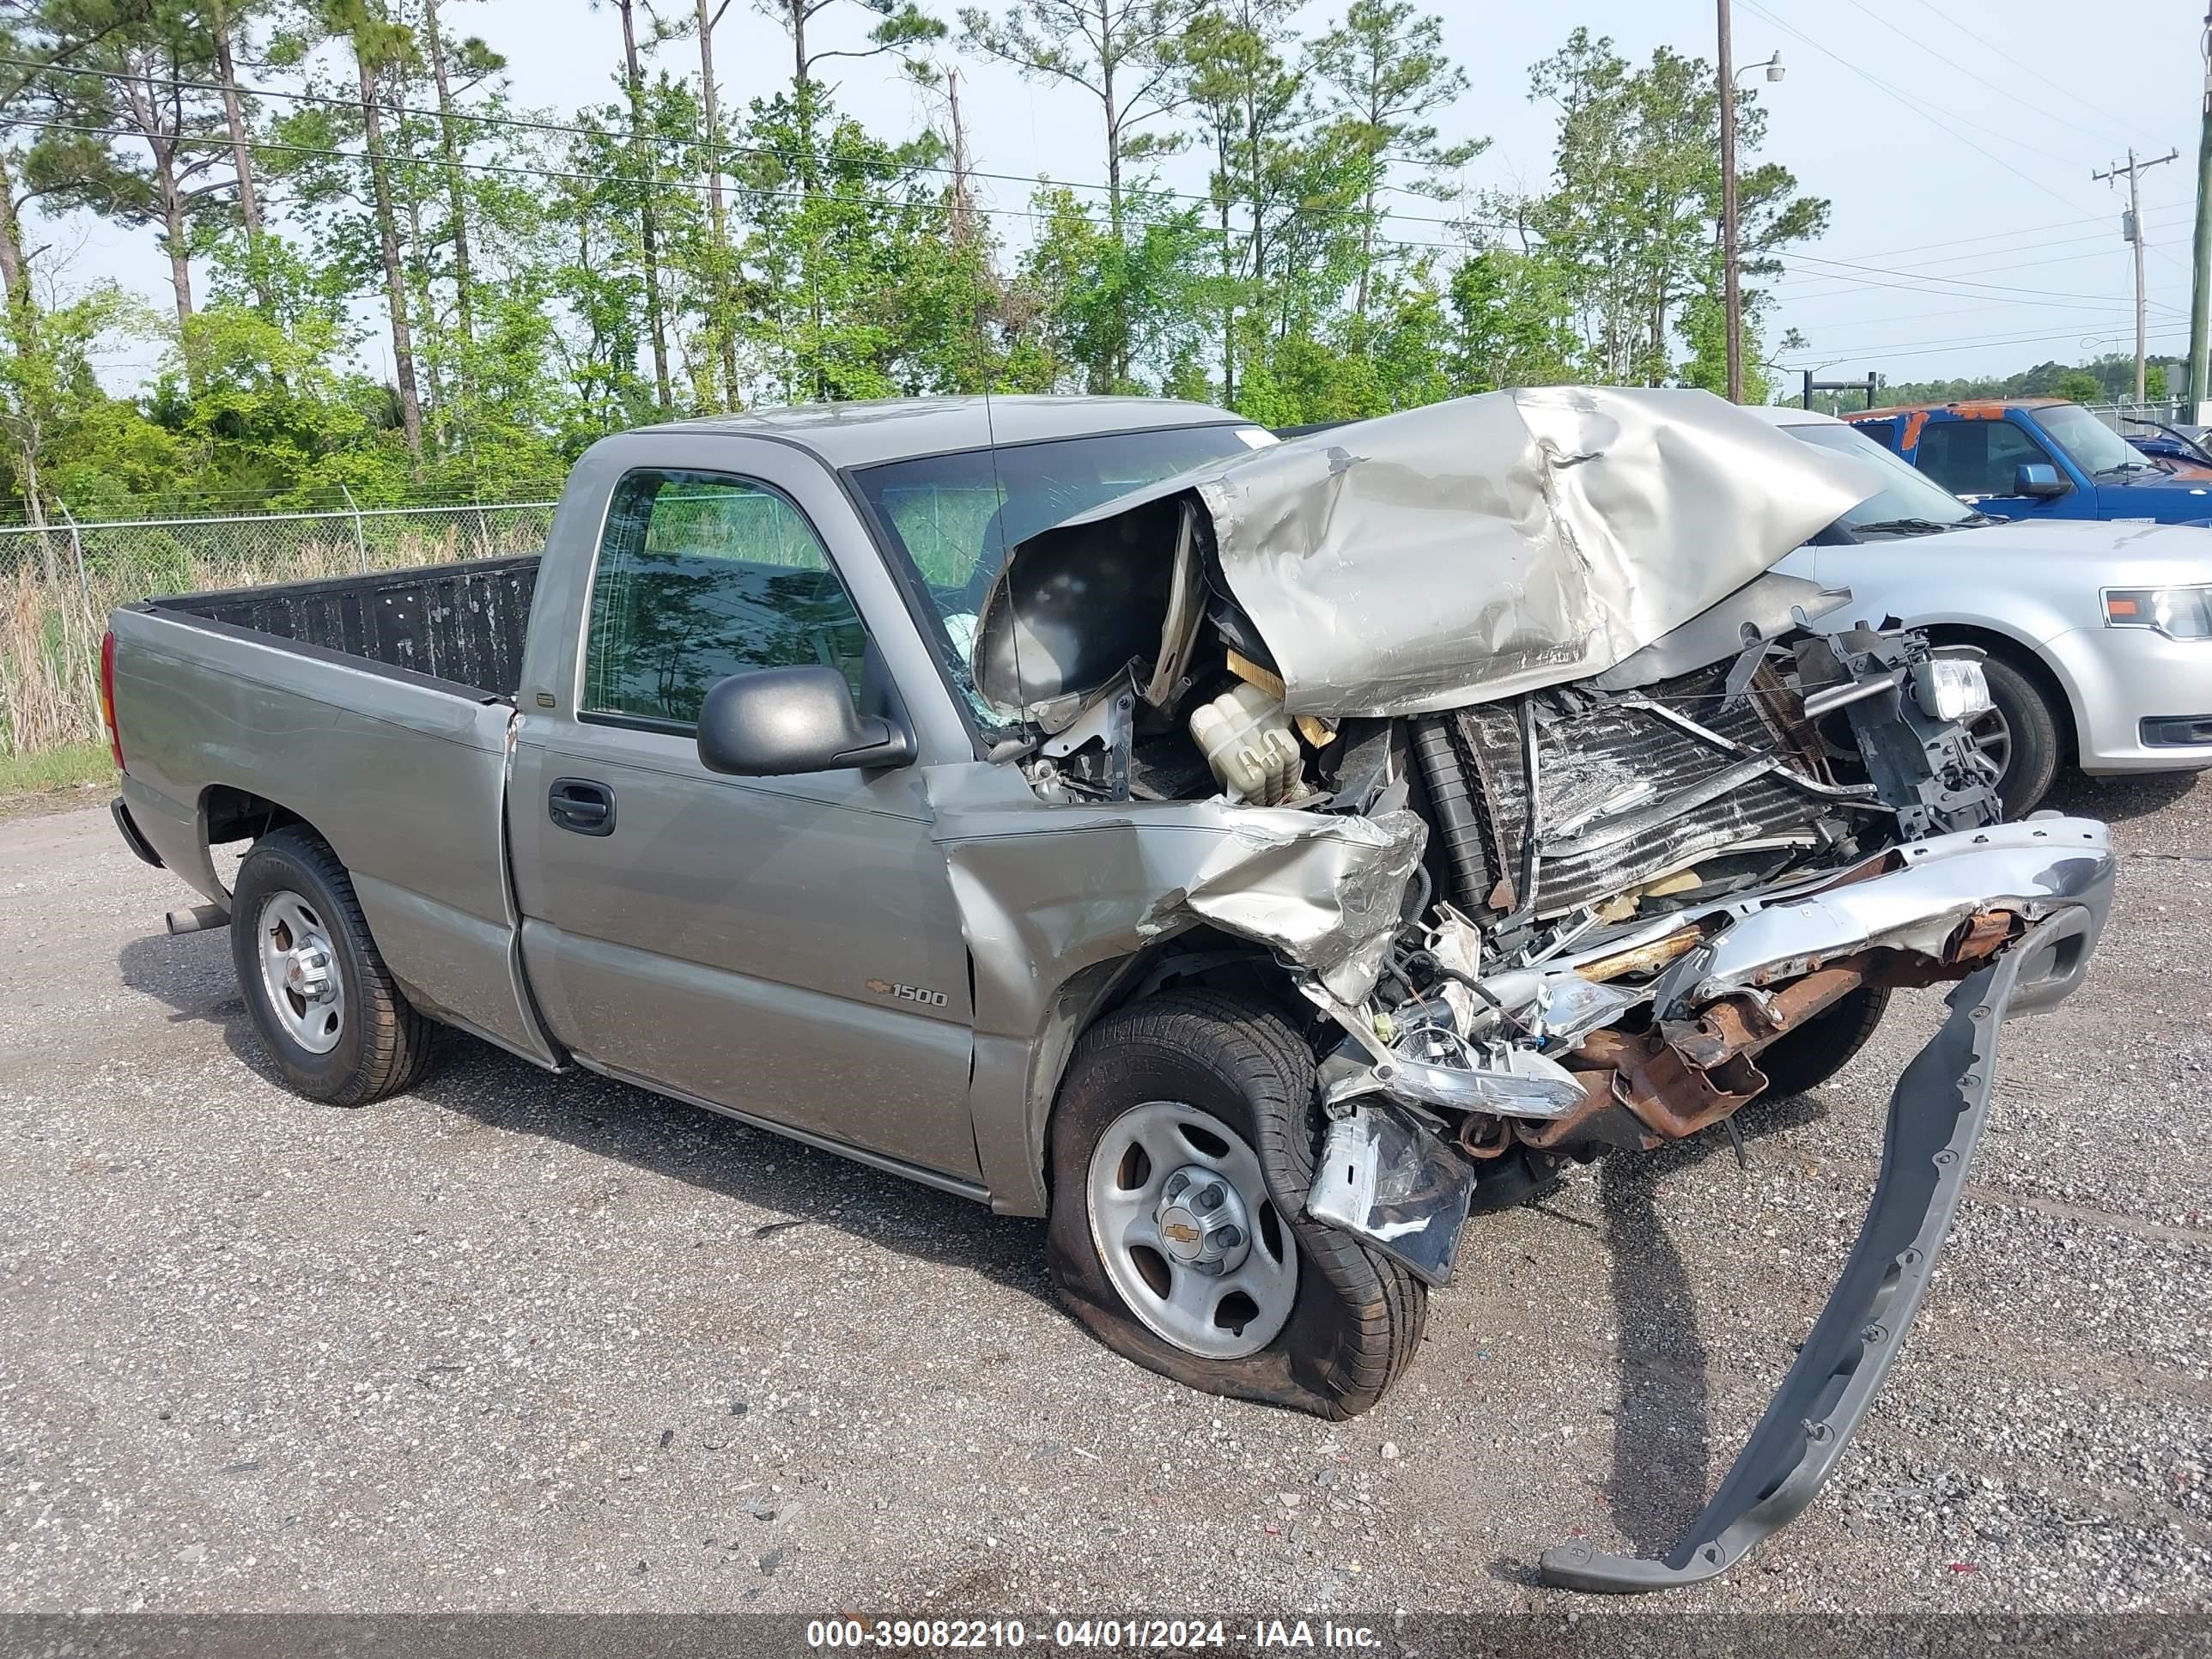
[[0, 514, 548, 758]]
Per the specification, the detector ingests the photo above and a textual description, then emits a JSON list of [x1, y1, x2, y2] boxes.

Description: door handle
[[549, 777, 616, 836]]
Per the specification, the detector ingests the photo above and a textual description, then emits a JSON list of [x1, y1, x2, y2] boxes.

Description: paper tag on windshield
[[1233, 427, 1279, 448]]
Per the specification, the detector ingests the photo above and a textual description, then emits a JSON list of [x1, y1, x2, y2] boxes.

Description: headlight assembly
[[2103, 586, 2212, 639], [1912, 657, 1995, 723]]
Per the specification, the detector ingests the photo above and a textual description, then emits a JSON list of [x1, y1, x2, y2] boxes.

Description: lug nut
[[1217, 1225, 1241, 1249], [1164, 1172, 1189, 1200], [1198, 1184, 1224, 1211]]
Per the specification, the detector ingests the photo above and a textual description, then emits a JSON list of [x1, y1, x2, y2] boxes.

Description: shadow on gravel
[[1588, 1089, 1828, 1557], [2045, 769, 2199, 823], [114, 927, 1054, 1304]]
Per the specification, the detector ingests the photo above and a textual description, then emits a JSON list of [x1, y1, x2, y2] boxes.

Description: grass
[[0, 738, 112, 800], [0, 511, 550, 765]]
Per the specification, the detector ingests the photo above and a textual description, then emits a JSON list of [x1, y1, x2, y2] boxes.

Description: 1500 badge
[[865, 978, 949, 1008]]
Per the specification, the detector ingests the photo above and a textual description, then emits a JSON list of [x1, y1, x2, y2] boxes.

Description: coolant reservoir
[[1189, 682, 1303, 805]]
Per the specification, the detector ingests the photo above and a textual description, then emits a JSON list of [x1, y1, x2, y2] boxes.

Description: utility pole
[[945, 67, 976, 248], [2189, 3, 2212, 422], [1718, 0, 1741, 402], [2095, 146, 2179, 404]]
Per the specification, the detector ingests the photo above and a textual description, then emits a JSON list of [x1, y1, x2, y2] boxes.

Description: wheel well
[[1919, 623, 2079, 765], [1092, 929, 1303, 1028], [201, 785, 313, 849]]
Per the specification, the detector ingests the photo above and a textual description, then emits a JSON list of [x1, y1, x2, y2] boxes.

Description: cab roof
[[1850, 397, 2068, 422], [641, 395, 1246, 471]]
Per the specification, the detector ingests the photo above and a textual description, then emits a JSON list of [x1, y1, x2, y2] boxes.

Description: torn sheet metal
[[976, 386, 1880, 720], [1132, 806, 1428, 1003], [1308, 1103, 1477, 1286], [933, 764, 1427, 1016]]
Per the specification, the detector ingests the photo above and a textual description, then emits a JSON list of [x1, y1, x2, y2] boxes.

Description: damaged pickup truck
[[104, 387, 2114, 1591]]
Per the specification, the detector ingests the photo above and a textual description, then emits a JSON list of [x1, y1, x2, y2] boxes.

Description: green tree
[[2054, 368, 2103, 404], [1310, 0, 1481, 324], [27, 3, 233, 345], [1523, 28, 1825, 389]]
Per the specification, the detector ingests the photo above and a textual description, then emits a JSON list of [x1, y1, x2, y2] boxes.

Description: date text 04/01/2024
[[804, 1618, 1382, 1649]]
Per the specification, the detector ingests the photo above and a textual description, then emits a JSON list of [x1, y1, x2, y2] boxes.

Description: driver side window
[[582, 470, 868, 731], [1917, 420, 2053, 496]]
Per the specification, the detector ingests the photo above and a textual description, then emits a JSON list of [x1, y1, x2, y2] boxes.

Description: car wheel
[[1046, 988, 1426, 1419], [230, 825, 435, 1107], [1965, 653, 2063, 817], [1753, 984, 1891, 1098]]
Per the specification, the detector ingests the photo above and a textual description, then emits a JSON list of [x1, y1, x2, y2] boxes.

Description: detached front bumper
[[1537, 821, 2115, 1593]]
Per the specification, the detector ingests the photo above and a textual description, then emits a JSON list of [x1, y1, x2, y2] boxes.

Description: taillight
[[99, 629, 124, 770]]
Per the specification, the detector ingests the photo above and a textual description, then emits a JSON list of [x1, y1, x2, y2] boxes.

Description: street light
[[1742, 50, 1784, 84], [1717, 5, 1783, 402]]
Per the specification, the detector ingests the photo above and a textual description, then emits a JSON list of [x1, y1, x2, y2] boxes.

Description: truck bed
[[149, 555, 540, 700]]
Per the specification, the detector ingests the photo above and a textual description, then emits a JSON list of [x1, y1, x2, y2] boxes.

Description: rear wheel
[[230, 826, 434, 1106], [1046, 988, 1426, 1419]]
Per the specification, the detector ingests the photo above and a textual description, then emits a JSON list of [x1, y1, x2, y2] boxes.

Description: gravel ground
[[0, 774, 2207, 1617]]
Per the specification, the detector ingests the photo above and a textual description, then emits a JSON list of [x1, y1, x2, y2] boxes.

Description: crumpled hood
[[975, 386, 1877, 720]]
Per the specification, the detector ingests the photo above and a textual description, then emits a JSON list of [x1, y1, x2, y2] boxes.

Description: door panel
[[507, 464, 978, 1181]]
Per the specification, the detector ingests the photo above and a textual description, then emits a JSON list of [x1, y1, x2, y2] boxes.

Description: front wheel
[[229, 825, 435, 1107], [1046, 988, 1426, 1419], [1965, 653, 2064, 818], [1754, 983, 1891, 1098]]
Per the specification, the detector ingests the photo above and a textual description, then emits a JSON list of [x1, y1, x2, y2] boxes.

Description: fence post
[[338, 483, 370, 574], [53, 496, 89, 611]]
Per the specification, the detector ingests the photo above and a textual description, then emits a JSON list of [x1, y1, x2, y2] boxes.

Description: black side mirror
[[696, 665, 916, 777], [2015, 461, 2070, 499]]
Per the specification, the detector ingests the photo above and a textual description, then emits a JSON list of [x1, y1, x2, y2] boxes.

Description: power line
[[1737, 0, 2112, 224], [0, 54, 1509, 239], [1830, 0, 2136, 153], [1778, 250, 2188, 314], [1783, 319, 2191, 368], [1909, 2, 2163, 152], [0, 115, 1480, 258], [1774, 211, 2195, 289]]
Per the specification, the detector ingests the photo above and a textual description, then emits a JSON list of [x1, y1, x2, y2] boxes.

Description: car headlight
[[1912, 657, 1994, 722], [2103, 586, 2212, 639]]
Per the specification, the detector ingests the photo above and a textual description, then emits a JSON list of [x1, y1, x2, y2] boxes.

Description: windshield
[[2038, 403, 2157, 477], [1780, 420, 1984, 534], [853, 422, 1273, 722]]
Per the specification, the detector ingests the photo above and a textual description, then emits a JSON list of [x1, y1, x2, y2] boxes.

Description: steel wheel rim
[[1967, 706, 2013, 785], [1085, 1100, 1297, 1360], [255, 890, 345, 1055]]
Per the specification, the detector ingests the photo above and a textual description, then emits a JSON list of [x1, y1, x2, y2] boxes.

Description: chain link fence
[[2081, 398, 2191, 434], [1, 497, 556, 760]]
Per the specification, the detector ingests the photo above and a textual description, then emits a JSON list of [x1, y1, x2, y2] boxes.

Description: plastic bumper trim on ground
[[1536, 897, 2105, 1594]]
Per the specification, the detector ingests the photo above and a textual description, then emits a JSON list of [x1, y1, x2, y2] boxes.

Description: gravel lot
[[1, 775, 2208, 1617]]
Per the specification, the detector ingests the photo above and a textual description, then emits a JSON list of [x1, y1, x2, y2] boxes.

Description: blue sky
[[57, 0, 2212, 392]]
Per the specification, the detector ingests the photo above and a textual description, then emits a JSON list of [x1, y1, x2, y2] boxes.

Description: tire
[[229, 825, 434, 1107], [1969, 653, 2064, 818], [1753, 983, 1891, 1098], [1045, 988, 1427, 1419]]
